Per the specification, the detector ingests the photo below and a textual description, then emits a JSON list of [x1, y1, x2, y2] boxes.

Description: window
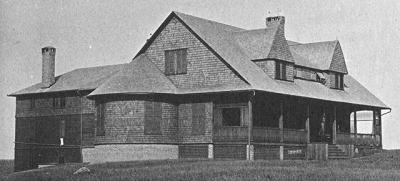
[[333, 73, 344, 90], [53, 97, 66, 108], [29, 98, 35, 109], [275, 61, 287, 80], [144, 101, 162, 135], [165, 49, 187, 75], [96, 103, 105, 136], [192, 103, 206, 135], [59, 120, 66, 138], [215, 104, 248, 127]]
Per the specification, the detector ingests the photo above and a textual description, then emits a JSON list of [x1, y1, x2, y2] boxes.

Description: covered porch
[[212, 91, 383, 148]]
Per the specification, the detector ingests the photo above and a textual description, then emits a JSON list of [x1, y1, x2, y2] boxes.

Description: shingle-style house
[[9, 12, 389, 171]]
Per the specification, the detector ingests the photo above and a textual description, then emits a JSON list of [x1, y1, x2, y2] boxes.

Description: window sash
[[216, 104, 248, 127], [165, 49, 187, 75], [144, 101, 162, 135], [59, 120, 66, 138], [96, 103, 105, 136], [275, 61, 287, 80], [192, 103, 205, 135]]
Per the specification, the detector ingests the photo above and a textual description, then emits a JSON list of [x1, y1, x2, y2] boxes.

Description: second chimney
[[266, 16, 285, 29], [41, 46, 56, 88]]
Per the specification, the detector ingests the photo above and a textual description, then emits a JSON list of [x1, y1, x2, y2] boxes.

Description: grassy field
[[2, 150, 400, 181]]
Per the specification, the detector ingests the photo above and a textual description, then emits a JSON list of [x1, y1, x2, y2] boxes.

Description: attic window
[[332, 73, 344, 90], [165, 49, 187, 75], [53, 97, 66, 109], [275, 61, 287, 80]]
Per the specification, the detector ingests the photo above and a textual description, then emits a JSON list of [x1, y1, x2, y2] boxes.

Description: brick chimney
[[41, 46, 56, 88]]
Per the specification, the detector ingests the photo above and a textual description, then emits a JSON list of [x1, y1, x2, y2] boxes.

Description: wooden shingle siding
[[16, 96, 95, 117], [96, 99, 179, 144], [178, 145, 208, 158], [329, 43, 348, 74], [214, 145, 246, 160], [295, 67, 317, 81], [144, 17, 247, 89]]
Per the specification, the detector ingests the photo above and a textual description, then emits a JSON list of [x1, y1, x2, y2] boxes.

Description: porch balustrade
[[336, 132, 380, 146], [213, 127, 248, 142], [214, 127, 307, 144]]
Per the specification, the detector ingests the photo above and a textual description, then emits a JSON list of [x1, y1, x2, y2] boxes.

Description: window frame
[[144, 101, 162, 135], [192, 103, 206, 135], [164, 48, 188, 75], [216, 103, 248, 127], [53, 97, 66, 109], [275, 61, 288, 81], [96, 102, 105, 136], [332, 73, 344, 90], [59, 120, 66, 138]]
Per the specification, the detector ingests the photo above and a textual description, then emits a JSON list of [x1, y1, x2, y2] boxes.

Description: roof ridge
[[172, 11, 245, 32], [289, 40, 338, 46]]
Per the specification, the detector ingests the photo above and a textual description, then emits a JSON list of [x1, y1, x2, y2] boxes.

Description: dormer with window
[[331, 72, 344, 90], [275, 61, 294, 81]]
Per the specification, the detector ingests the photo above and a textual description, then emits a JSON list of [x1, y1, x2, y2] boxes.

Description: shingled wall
[[95, 99, 179, 144], [144, 17, 247, 89], [14, 95, 96, 171]]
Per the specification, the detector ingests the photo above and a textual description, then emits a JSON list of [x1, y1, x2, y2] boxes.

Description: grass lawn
[[3, 150, 400, 181]]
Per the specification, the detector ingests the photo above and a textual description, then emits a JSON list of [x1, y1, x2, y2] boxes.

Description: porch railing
[[336, 132, 380, 146], [213, 127, 248, 142], [252, 127, 280, 143], [214, 127, 307, 144], [283, 129, 307, 144]]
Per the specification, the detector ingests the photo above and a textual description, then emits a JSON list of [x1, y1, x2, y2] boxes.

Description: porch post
[[353, 109, 357, 145], [247, 93, 254, 160], [378, 110, 382, 149], [279, 101, 284, 143], [353, 109, 357, 134], [306, 103, 310, 144], [332, 106, 337, 144], [372, 110, 376, 135]]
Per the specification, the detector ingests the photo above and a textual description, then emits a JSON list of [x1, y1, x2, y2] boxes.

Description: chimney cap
[[42, 46, 56, 53]]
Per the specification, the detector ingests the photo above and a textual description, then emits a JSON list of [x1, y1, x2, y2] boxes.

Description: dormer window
[[332, 73, 344, 90], [165, 49, 187, 75], [275, 61, 287, 80]]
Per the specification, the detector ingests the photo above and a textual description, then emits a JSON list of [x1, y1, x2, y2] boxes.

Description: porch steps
[[328, 145, 349, 159]]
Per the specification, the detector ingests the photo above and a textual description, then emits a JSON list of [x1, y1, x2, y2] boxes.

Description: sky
[[0, 0, 399, 159]]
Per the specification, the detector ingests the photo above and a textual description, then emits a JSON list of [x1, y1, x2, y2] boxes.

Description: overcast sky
[[1, 0, 399, 159]]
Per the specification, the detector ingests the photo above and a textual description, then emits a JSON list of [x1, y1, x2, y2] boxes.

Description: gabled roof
[[9, 12, 388, 109], [89, 54, 176, 96], [9, 64, 125, 96], [289, 40, 348, 73]]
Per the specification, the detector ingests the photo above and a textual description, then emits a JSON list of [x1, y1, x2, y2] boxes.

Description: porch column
[[279, 101, 284, 143], [372, 110, 376, 135], [332, 106, 337, 144], [247, 95, 254, 160], [353, 109, 357, 145], [353, 110, 357, 134], [378, 110, 382, 148], [306, 103, 310, 144]]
